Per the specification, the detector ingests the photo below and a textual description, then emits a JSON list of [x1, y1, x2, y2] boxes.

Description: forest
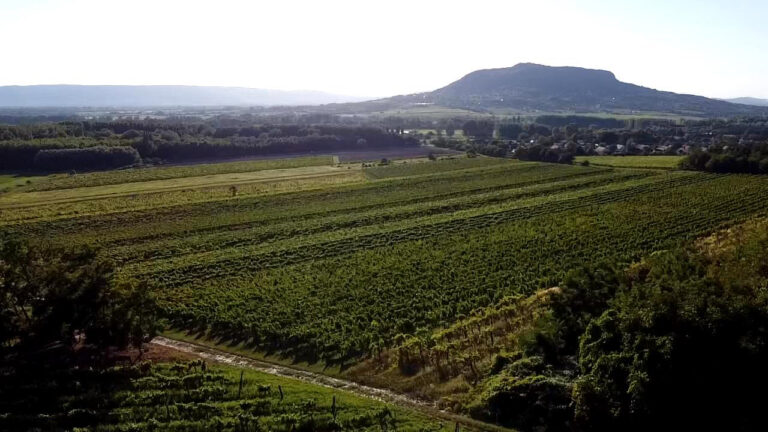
[[0, 122, 417, 171]]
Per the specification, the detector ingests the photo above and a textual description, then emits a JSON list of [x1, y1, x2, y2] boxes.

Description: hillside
[[0, 84, 367, 107], [349, 63, 767, 117], [726, 97, 768, 107]]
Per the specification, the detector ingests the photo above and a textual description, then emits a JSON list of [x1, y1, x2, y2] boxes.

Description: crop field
[[1, 361, 449, 432], [363, 156, 510, 179], [334, 146, 460, 162], [21, 155, 336, 192], [4, 155, 768, 370], [0, 164, 354, 208], [574, 155, 684, 169]]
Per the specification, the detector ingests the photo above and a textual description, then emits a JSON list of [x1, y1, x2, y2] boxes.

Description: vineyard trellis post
[[238, 370, 244, 398]]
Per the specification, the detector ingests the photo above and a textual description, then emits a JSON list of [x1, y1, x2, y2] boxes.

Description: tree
[[131, 132, 157, 158], [573, 249, 768, 432], [159, 129, 181, 142], [462, 120, 494, 139], [0, 238, 160, 358], [498, 123, 523, 140]]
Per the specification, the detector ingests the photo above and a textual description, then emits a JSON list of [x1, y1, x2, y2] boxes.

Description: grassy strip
[[22, 155, 336, 192], [574, 155, 684, 169]]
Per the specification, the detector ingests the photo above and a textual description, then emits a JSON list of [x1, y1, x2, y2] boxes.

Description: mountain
[[724, 97, 768, 107], [355, 63, 766, 117], [0, 85, 368, 107]]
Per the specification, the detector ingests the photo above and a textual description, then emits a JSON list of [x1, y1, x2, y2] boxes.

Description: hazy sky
[[1, 0, 766, 98]]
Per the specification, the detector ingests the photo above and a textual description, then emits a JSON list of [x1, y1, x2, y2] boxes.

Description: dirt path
[[151, 336, 514, 432]]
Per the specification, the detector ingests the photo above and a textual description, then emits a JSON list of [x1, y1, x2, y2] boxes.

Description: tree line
[[681, 142, 768, 173], [33, 145, 141, 171], [0, 122, 417, 171]]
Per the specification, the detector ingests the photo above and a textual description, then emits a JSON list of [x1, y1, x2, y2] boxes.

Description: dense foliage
[[3, 116, 768, 171], [427, 117, 768, 161], [0, 122, 416, 170], [535, 115, 626, 129], [681, 142, 768, 173], [574, 246, 768, 431], [464, 222, 768, 432], [33, 145, 141, 171], [0, 239, 159, 359], [516, 144, 574, 164]]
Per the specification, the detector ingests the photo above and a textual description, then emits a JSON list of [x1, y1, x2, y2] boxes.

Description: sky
[[1, 0, 766, 99]]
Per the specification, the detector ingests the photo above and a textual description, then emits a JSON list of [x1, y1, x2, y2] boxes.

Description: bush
[[471, 356, 573, 432], [121, 129, 142, 139], [573, 249, 768, 432]]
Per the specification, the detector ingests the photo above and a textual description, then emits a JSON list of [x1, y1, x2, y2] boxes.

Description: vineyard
[[4, 155, 768, 371], [0, 360, 449, 432], [573, 155, 684, 169]]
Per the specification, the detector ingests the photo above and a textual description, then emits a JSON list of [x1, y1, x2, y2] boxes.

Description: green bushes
[[473, 361, 572, 432], [474, 228, 768, 432], [0, 239, 160, 357], [33, 145, 140, 172], [573, 247, 768, 431], [681, 143, 768, 174]]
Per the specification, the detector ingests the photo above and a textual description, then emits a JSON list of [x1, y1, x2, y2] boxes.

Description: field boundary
[[0, 169, 359, 209], [152, 336, 515, 432], [584, 161, 678, 170]]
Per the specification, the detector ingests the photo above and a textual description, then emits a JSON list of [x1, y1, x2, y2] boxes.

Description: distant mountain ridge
[[0, 85, 368, 107], [360, 63, 767, 117], [725, 97, 768, 107]]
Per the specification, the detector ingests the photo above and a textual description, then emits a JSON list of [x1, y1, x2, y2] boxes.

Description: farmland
[[20, 155, 336, 191], [573, 155, 684, 169], [4, 156, 768, 365], [4, 153, 768, 430], [0, 360, 452, 432]]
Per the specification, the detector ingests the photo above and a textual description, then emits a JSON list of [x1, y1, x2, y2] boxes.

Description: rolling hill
[[345, 63, 767, 117], [0, 85, 368, 107], [725, 97, 768, 107]]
